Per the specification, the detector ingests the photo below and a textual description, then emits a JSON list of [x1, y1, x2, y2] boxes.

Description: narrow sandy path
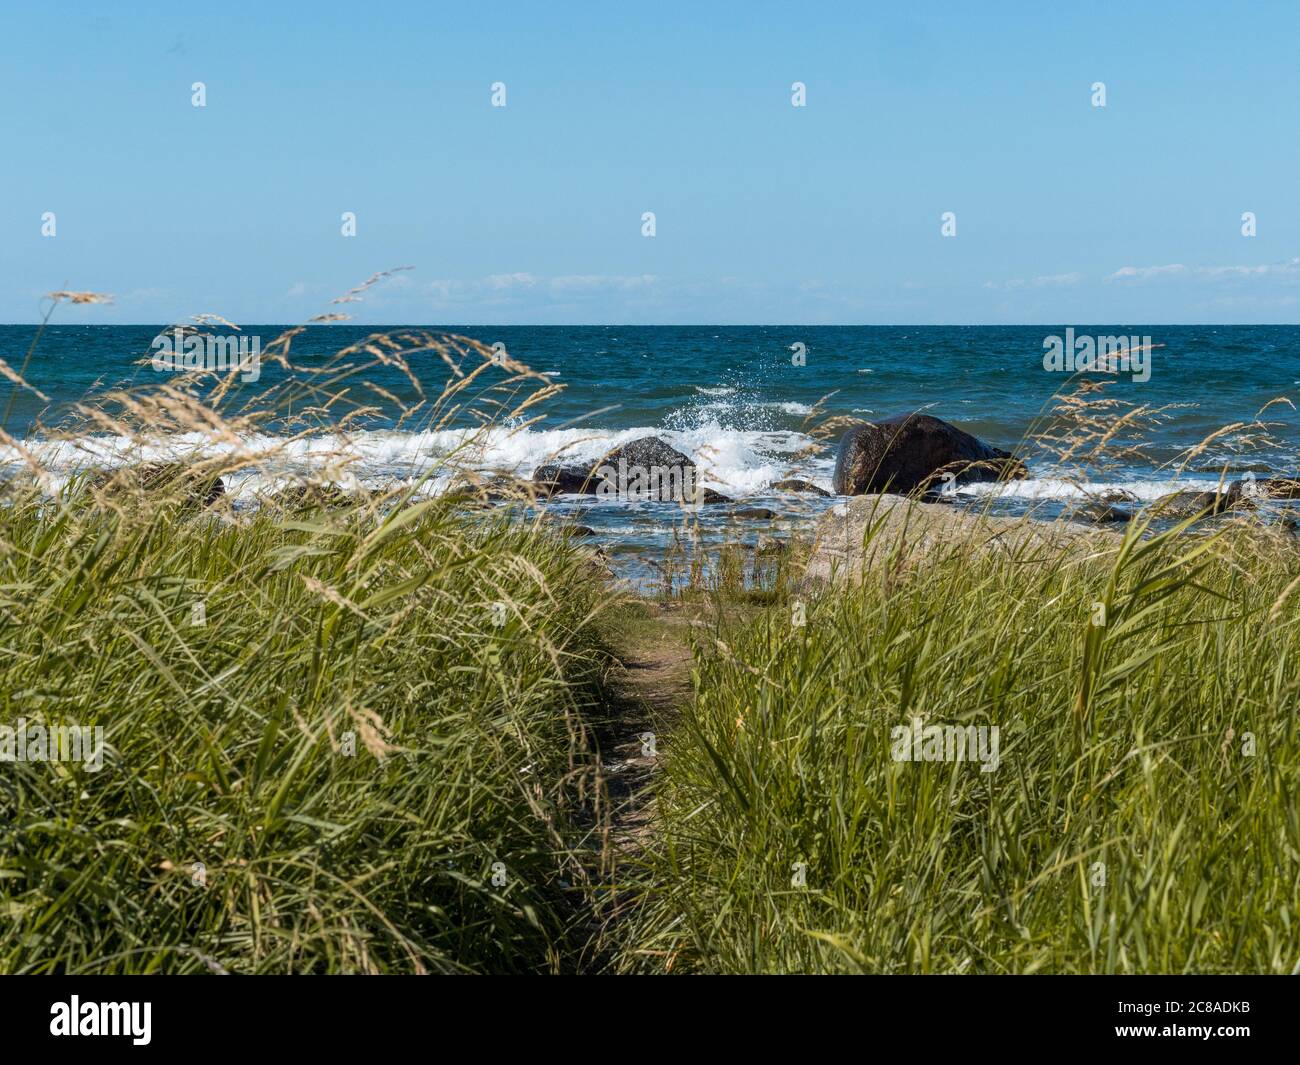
[[600, 602, 695, 855]]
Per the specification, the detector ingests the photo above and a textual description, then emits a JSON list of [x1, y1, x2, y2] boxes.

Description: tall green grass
[[0, 478, 615, 975], [6, 298, 1299, 976], [0, 301, 650, 972], [0, 306, 638, 973], [626, 516, 1300, 973], [0, 478, 618, 972]]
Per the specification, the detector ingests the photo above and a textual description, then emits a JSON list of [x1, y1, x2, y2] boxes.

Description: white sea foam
[[762, 401, 815, 416], [962, 476, 1208, 502], [0, 420, 837, 500], [1, 426, 1225, 507]]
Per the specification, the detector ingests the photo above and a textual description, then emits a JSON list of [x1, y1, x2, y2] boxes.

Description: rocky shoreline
[[65, 416, 1300, 566]]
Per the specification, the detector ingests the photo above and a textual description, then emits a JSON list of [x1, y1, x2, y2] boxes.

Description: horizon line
[[4, 321, 1300, 329]]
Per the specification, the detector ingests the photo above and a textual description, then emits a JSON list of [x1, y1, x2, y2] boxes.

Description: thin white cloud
[[1198, 257, 1300, 279], [419, 273, 660, 307], [485, 272, 539, 290], [426, 279, 463, 301], [1106, 264, 1188, 282], [1107, 258, 1300, 283], [549, 274, 657, 291], [984, 272, 1082, 290]]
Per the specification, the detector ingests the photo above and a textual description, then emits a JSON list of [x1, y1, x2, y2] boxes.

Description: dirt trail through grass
[[600, 601, 696, 855]]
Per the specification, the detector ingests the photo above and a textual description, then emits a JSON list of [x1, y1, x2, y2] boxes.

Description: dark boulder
[[1193, 462, 1272, 475], [581, 546, 616, 582], [473, 475, 537, 501], [90, 462, 225, 509], [1074, 502, 1132, 524], [443, 473, 539, 505], [1073, 490, 1137, 522], [1250, 476, 1300, 500], [533, 435, 709, 502], [769, 478, 831, 498], [729, 507, 778, 519], [832, 414, 1026, 496], [604, 436, 695, 472], [270, 482, 371, 510], [535, 512, 598, 537], [533, 464, 601, 496], [1151, 485, 1251, 520]]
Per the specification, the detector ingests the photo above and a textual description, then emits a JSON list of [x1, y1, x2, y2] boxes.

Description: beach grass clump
[[625, 514, 1300, 973], [0, 477, 615, 973]]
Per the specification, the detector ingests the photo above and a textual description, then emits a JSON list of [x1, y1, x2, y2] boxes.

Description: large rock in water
[[831, 414, 1026, 496], [531, 463, 601, 495], [533, 435, 731, 502], [1151, 485, 1251, 519], [1249, 476, 1300, 500]]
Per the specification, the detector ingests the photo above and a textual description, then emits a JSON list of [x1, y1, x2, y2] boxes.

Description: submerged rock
[[532, 463, 600, 495], [532, 511, 598, 538], [1074, 501, 1132, 524], [582, 544, 617, 581], [1193, 462, 1272, 475], [475, 475, 537, 501], [769, 478, 831, 498], [269, 482, 375, 510], [1150, 486, 1251, 520], [1252, 476, 1300, 500], [831, 414, 1026, 496], [754, 535, 789, 556], [91, 463, 225, 509]]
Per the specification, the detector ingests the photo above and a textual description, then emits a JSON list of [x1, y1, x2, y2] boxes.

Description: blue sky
[[4, 0, 1299, 324]]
